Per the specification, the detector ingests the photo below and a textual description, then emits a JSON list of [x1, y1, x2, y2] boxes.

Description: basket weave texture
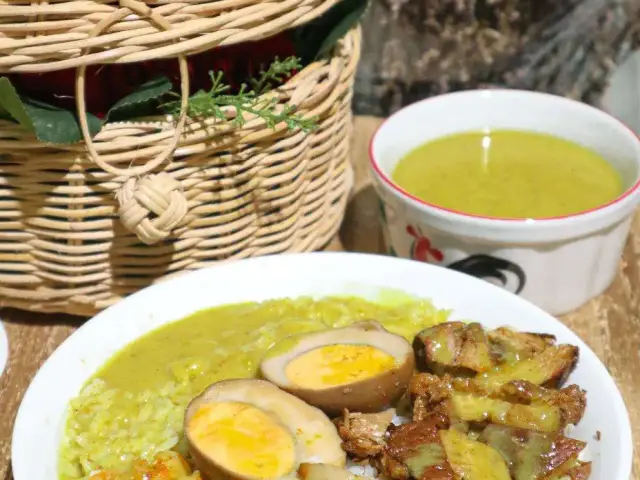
[[0, 25, 360, 316], [0, 0, 342, 71]]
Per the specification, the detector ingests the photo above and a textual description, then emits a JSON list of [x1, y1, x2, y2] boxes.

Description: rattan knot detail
[[75, 0, 191, 243], [117, 173, 188, 245]]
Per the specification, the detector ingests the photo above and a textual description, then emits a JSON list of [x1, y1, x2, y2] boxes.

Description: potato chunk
[[450, 393, 563, 432], [440, 428, 511, 480]]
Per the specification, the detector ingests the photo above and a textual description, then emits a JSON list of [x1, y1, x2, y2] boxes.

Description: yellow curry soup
[[392, 129, 623, 219]]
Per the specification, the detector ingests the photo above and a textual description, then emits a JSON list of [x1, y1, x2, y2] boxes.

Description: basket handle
[[76, 0, 189, 177], [75, 0, 190, 244]]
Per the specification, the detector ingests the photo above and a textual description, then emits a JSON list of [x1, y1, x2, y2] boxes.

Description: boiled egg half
[[260, 322, 415, 415], [185, 379, 345, 480]]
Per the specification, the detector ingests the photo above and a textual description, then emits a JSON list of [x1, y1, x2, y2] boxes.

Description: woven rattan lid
[[0, 0, 342, 73]]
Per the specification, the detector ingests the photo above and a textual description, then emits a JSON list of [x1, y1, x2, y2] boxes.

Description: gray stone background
[[353, 0, 640, 116]]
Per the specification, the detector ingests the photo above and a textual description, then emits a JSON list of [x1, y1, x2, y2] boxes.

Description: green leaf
[[292, 0, 370, 63], [106, 75, 172, 122], [23, 99, 103, 144], [0, 77, 102, 144], [0, 77, 33, 129]]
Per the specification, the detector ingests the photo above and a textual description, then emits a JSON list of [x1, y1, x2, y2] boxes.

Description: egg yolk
[[187, 401, 296, 478], [285, 344, 396, 388]]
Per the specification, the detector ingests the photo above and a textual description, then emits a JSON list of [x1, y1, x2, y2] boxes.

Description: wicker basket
[[0, 6, 360, 315]]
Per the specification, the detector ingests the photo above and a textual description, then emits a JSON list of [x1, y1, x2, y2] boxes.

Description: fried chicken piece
[[413, 323, 564, 378], [479, 425, 591, 480], [474, 344, 579, 391], [335, 408, 396, 459], [374, 413, 454, 480], [410, 373, 482, 422], [457, 323, 495, 373], [409, 373, 454, 421], [488, 327, 556, 363], [498, 381, 587, 426], [413, 322, 495, 375], [410, 373, 585, 432], [413, 322, 464, 373], [412, 341, 579, 403]]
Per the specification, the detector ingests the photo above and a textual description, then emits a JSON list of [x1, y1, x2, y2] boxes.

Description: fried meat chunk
[[475, 345, 579, 391], [413, 323, 565, 377], [488, 327, 556, 363], [335, 408, 396, 459], [413, 322, 494, 375], [479, 425, 591, 480], [374, 413, 454, 480], [409, 373, 586, 432], [498, 381, 586, 426]]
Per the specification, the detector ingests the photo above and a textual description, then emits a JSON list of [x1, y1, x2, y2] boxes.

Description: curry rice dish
[[59, 296, 589, 480]]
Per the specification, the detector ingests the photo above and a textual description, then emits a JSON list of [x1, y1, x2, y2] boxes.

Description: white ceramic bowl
[[370, 89, 640, 315], [12, 253, 632, 480]]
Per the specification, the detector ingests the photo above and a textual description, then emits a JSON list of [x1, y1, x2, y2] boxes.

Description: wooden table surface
[[1, 116, 639, 479]]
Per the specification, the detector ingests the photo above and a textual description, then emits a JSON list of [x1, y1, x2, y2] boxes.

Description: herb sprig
[[164, 56, 317, 132]]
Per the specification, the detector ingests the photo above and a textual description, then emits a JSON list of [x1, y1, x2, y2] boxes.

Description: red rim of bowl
[[369, 90, 640, 223]]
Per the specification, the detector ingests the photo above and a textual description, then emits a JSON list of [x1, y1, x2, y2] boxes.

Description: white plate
[[0, 320, 7, 378], [11, 252, 632, 480]]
